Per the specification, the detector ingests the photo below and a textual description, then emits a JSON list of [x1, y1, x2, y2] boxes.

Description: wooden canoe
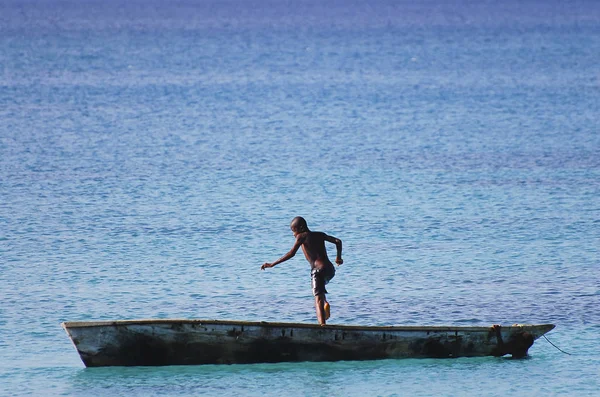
[[62, 319, 555, 367]]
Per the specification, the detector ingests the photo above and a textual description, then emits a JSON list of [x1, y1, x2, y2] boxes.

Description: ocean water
[[1, 0, 599, 395]]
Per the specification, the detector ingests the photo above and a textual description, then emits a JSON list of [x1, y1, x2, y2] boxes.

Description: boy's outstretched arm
[[261, 236, 303, 270], [325, 234, 343, 265]]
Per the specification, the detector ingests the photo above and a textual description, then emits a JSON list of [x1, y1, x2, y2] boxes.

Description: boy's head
[[290, 216, 308, 235]]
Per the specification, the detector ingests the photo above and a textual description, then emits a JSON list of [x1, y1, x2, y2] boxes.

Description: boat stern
[[491, 323, 556, 358]]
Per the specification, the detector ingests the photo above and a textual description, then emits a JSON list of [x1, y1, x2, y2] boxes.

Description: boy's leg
[[315, 293, 327, 325]]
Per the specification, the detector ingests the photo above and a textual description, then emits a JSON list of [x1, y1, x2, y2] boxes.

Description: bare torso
[[297, 231, 334, 270]]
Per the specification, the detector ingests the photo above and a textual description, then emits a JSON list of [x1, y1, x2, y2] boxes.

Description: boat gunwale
[[61, 319, 555, 334]]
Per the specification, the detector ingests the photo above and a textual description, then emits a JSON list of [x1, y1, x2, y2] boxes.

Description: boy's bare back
[[295, 231, 342, 271]]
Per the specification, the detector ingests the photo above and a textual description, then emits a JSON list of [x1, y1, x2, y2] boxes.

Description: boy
[[261, 216, 343, 325]]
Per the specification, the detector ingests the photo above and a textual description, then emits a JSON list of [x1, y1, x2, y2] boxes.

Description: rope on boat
[[543, 334, 571, 355]]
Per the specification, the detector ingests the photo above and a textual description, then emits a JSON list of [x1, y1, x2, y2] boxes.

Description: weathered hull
[[62, 319, 555, 367]]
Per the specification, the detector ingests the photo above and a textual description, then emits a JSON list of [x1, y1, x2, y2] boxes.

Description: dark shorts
[[311, 265, 335, 296]]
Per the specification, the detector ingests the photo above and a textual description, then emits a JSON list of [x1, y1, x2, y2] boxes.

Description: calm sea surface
[[1, 0, 599, 395]]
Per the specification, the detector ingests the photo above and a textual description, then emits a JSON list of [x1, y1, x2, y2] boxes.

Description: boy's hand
[[335, 258, 343, 266], [261, 263, 273, 270]]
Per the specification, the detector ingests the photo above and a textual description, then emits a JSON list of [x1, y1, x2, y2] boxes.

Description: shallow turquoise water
[[1, 0, 599, 395]]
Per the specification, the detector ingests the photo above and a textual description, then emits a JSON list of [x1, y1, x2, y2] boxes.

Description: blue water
[[1, 0, 599, 395]]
